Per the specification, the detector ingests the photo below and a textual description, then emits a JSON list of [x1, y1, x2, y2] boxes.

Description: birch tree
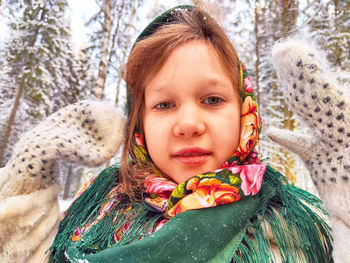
[[86, 0, 143, 103], [95, 0, 112, 100]]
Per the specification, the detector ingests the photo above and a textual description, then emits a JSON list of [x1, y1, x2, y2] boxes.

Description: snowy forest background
[[0, 0, 349, 200]]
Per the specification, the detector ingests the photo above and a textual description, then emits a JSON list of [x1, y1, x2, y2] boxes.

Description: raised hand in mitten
[[267, 39, 350, 262], [0, 100, 125, 262]]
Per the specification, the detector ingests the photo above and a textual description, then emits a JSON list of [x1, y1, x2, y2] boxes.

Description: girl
[[50, 6, 332, 262]]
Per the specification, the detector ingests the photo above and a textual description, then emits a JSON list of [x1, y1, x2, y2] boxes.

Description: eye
[[202, 96, 223, 105], [154, 102, 174, 110]]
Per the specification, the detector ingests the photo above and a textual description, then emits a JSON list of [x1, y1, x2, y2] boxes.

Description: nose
[[173, 106, 205, 137]]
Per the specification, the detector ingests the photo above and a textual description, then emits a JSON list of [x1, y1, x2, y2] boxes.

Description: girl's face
[[143, 40, 241, 183]]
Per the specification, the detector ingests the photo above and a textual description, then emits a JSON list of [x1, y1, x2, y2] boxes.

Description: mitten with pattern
[[0, 100, 125, 262], [268, 39, 350, 262]]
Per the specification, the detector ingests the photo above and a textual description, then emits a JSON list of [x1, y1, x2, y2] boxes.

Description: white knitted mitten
[[0, 100, 125, 262], [268, 39, 350, 262]]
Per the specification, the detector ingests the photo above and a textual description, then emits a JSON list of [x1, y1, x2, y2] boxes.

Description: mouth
[[172, 147, 212, 165]]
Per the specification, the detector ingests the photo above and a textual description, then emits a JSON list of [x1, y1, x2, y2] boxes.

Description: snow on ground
[[58, 198, 73, 213]]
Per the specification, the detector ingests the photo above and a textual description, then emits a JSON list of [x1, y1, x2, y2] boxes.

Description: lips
[[172, 147, 212, 165]]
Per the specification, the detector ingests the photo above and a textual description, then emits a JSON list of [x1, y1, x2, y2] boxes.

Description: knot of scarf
[[144, 160, 266, 218]]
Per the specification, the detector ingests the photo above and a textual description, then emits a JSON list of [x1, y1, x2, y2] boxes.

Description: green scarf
[[50, 6, 333, 262], [50, 164, 332, 262]]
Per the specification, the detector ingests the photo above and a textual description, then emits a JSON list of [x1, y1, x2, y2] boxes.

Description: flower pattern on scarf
[[70, 185, 124, 242], [144, 176, 177, 197], [228, 164, 265, 196], [143, 162, 265, 218], [237, 64, 261, 161], [144, 176, 177, 212], [144, 171, 242, 216], [239, 96, 259, 160], [244, 76, 253, 93], [167, 175, 241, 217]]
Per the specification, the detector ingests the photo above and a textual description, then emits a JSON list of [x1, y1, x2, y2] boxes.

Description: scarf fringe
[[50, 164, 119, 260], [75, 204, 162, 250], [50, 164, 163, 261], [231, 165, 333, 263]]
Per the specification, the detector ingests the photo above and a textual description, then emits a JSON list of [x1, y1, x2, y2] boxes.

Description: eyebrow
[[146, 86, 168, 93], [148, 78, 231, 92]]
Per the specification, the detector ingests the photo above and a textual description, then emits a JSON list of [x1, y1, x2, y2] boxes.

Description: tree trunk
[[108, 1, 125, 66], [281, 0, 298, 132], [281, 0, 298, 182], [108, 1, 125, 106], [254, 2, 261, 107], [115, 0, 138, 105], [0, 77, 25, 165], [115, 52, 126, 105], [95, 0, 112, 100]]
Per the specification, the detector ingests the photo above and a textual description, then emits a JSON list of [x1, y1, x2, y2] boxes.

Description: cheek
[[143, 115, 155, 149], [218, 108, 241, 153], [225, 121, 240, 149], [143, 114, 168, 163]]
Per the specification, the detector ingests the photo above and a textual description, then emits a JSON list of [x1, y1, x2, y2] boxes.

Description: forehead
[[145, 40, 233, 91]]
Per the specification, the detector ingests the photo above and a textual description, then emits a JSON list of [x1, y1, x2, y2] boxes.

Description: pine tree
[[0, 0, 92, 165], [304, 0, 349, 70]]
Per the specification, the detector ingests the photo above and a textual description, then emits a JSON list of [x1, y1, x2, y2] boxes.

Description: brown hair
[[120, 7, 240, 200]]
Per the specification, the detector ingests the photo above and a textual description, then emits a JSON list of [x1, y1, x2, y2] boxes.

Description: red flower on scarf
[[244, 76, 253, 93], [145, 176, 177, 198], [229, 163, 265, 196], [135, 133, 145, 147]]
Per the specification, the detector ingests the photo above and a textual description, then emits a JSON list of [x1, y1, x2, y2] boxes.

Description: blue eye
[[203, 96, 223, 105], [155, 102, 174, 110]]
